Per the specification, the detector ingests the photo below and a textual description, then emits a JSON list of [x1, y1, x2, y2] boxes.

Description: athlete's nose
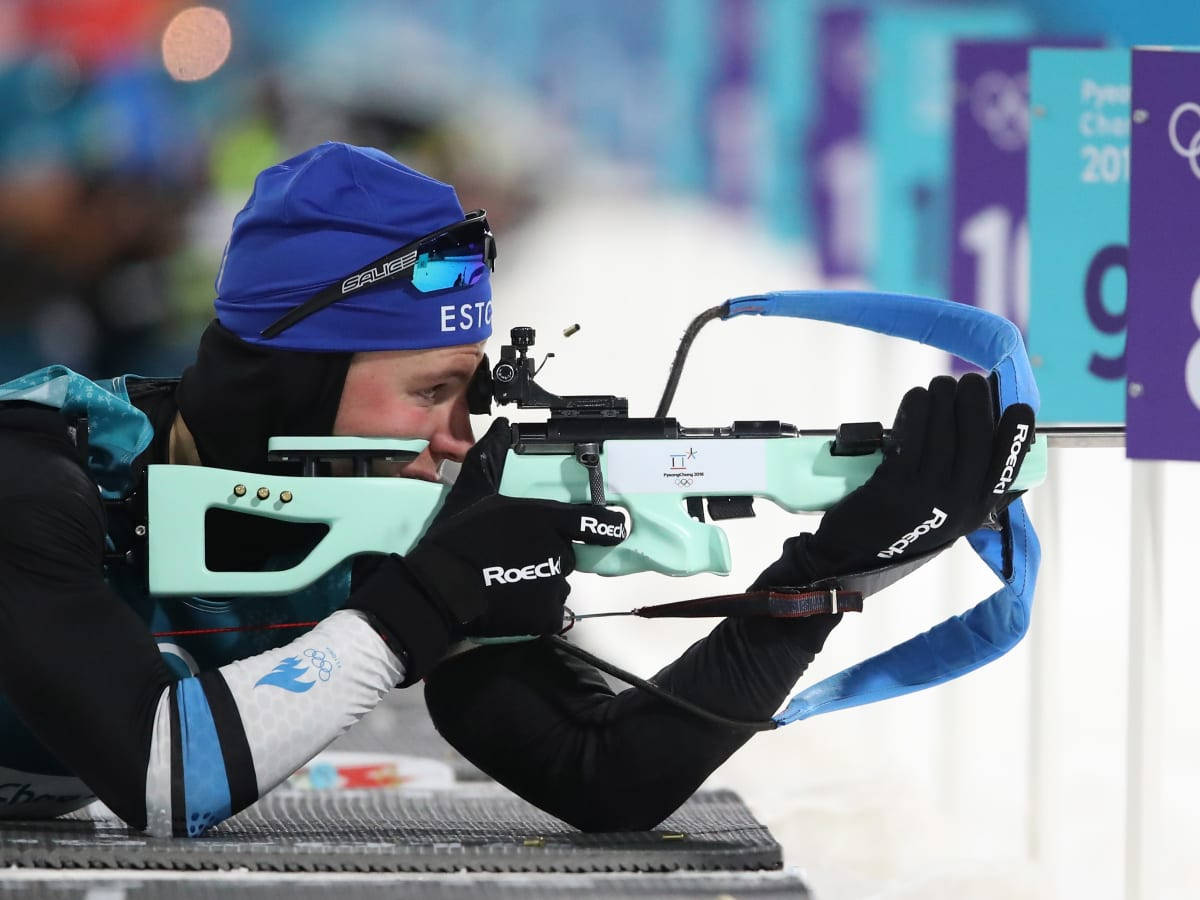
[[400, 399, 474, 481], [427, 395, 475, 465], [428, 429, 475, 467]]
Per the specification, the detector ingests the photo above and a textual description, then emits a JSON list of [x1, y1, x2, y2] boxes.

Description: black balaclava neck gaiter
[[175, 320, 353, 474]]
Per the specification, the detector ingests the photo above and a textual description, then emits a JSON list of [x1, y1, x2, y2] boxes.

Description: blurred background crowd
[[0, 0, 1183, 382]]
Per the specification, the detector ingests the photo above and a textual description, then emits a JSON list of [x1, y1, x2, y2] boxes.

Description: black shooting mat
[[0, 786, 781, 874], [0, 870, 810, 898]]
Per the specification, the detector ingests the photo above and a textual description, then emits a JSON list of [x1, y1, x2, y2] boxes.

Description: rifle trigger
[[574, 442, 606, 505]]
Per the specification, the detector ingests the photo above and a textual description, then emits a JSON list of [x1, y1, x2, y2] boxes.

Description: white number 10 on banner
[[959, 204, 1030, 329]]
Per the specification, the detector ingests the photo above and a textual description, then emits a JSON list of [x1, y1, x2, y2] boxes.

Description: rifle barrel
[[1037, 425, 1125, 448], [798, 425, 1125, 448]]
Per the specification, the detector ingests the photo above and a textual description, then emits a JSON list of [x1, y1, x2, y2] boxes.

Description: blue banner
[[754, 0, 817, 239], [1026, 48, 1130, 423], [659, 0, 717, 192]]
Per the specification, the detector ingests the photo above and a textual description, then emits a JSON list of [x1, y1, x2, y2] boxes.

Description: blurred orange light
[[161, 6, 231, 82]]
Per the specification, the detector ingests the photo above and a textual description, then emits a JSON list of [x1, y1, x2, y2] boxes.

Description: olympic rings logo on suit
[[1168, 102, 1200, 180], [304, 648, 335, 682]]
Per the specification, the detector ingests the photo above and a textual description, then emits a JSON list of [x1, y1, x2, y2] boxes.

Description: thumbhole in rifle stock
[[204, 508, 330, 573]]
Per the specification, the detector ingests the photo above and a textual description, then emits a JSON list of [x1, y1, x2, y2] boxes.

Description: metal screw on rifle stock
[[1128, 382, 1144, 398], [134, 525, 147, 537], [280, 490, 293, 503], [233, 484, 247, 497], [1133, 109, 1149, 124], [256, 487, 270, 500]]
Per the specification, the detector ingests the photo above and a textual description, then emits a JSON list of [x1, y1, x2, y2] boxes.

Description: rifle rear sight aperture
[[490, 326, 628, 418]]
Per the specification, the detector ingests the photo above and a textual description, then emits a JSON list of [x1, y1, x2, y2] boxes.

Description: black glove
[[350, 418, 626, 681], [752, 373, 1035, 590]]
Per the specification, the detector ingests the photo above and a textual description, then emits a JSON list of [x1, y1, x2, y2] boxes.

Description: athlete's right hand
[[403, 418, 627, 639], [751, 373, 1034, 590], [808, 373, 1034, 574], [351, 418, 626, 682]]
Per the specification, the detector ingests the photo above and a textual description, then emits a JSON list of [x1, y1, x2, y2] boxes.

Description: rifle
[[144, 291, 1109, 724], [146, 299, 1059, 597]]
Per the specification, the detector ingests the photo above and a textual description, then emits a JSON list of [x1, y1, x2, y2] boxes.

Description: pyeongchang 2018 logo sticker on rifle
[[603, 440, 767, 495], [665, 447, 702, 488]]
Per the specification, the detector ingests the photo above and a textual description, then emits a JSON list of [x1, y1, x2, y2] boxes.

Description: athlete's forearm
[[143, 609, 403, 837], [0, 417, 411, 837], [424, 612, 839, 832]]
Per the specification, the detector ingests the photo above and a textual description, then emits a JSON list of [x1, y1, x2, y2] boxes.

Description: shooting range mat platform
[[0, 871, 811, 898], [0, 787, 782, 875]]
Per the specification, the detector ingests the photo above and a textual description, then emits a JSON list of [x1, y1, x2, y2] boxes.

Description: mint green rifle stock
[[146, 433, 1046, 597]]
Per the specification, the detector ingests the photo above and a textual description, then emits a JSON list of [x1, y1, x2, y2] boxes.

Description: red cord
[[152, 621, 319, 638]]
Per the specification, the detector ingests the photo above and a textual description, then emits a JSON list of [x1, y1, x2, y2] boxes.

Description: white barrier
[[1028, 447, 1066, 877], [1126, 462, 1164, 900]]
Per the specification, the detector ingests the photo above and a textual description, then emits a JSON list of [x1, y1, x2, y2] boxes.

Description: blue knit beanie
[[214, 142, 491, 351]]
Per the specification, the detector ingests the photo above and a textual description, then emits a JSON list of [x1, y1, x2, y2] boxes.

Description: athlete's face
[[332, 341, 486, 482]]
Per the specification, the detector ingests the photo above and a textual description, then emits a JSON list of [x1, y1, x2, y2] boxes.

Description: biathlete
[[0, 142, 1033, 836]]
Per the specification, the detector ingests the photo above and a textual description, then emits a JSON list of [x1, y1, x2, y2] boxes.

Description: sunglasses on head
[[260, 209, 496, 339]]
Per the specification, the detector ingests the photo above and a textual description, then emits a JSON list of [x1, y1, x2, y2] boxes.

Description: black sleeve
[[423, 612, 839, 832], [0, 412, 176, 829]]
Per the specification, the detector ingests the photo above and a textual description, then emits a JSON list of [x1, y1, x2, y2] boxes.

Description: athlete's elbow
[[555, 796, 679, 834], [571, 813, 664, 833]]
